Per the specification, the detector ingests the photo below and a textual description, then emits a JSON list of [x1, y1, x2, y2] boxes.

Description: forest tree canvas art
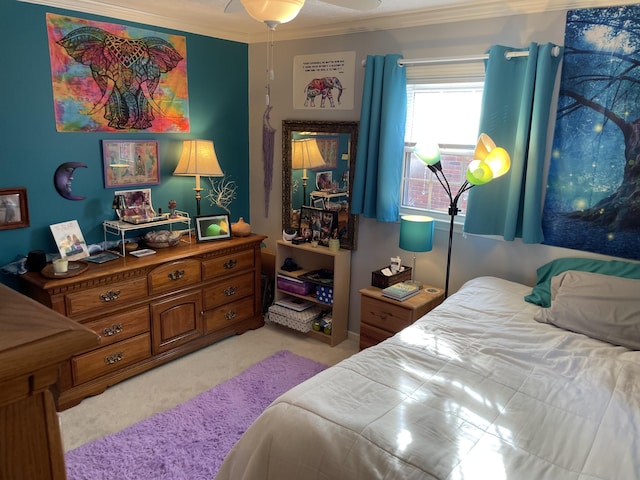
[[543, 5, 640, 260]]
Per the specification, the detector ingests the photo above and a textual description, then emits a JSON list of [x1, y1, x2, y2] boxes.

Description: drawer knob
[[224, 286, 237, 296], [100, 290, 121, 302], [168, 269, 185, 281], [103, 323, 124, 336], [104, 352, 124, 364], [224, 310, 237, 320], [223, 259, 237, 269]]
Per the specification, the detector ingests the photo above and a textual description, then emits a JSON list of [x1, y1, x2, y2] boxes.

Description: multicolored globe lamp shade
[[411, 133, 511, 298], [466, 133, 511, 185]]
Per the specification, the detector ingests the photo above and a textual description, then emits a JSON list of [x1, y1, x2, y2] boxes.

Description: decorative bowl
[[143, 230, 181, 248]]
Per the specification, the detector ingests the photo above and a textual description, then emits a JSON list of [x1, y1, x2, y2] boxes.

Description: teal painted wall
[[0, 2, 249, 279]]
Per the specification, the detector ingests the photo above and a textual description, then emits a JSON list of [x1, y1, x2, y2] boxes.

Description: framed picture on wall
[[102, 140, 160, 188], [0, 187, 29, 230]]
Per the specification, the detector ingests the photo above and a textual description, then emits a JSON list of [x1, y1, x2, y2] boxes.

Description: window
[[402, 82, 484, 217]]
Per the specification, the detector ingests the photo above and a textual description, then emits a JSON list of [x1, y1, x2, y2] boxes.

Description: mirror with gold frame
[[282, 120, 358, 250]]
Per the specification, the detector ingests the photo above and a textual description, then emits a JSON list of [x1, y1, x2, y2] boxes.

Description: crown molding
[[17, 0, 252, 43], [18, 0, 640, 44]]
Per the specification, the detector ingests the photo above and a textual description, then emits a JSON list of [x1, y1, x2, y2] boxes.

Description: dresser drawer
[[65, 277, 148, 317], [203, 296, 255, 333], [82, 306, 150, 347], [202, 271, 254, 310], [361, 296, 412, 334], [202, 250, 254, 280], [72, 333, 151, 385], [148, 259, 201, 295]]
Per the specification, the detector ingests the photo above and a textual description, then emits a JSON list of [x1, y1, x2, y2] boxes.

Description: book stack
[[381, 282, 421, 301]]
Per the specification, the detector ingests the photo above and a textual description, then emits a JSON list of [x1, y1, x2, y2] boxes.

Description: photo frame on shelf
[[115, 188, 156, 223], [312, 197, 325, 209], [0, 187, 29, 230], [299, 206, 338, 246], [102, 140, 160, 188], [315, 171, 333, 190], [195, 214, 231, 242]]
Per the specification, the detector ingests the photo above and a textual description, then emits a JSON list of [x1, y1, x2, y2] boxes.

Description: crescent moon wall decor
[[54, 162, 87, 200]]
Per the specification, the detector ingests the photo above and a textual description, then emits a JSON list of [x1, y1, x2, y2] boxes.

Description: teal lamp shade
[[400, 215, 434, 252]]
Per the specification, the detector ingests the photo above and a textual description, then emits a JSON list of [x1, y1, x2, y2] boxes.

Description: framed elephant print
[[292, 51, 356, 110], [47, 13, 189, 133], [103, 140, 160, 188]]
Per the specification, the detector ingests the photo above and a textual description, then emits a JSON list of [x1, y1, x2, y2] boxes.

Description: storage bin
[[277, 274, 314, 296], [371, 266, 412, 288], [268, 304, 323, 333], [315, 285, 333, 305]]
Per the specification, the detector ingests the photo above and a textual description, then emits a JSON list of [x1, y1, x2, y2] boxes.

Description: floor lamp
[[413, 133, 510, 298], [291, 138, 325, 206], [173, 140, 224, 216], [399, 215, 434, 289]]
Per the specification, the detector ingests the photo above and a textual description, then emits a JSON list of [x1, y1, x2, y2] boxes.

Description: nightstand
[[359, 285, 444, 350]]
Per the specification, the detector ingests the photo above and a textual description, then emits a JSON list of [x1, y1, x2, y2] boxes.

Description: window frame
[[400, 79, 485, 225]]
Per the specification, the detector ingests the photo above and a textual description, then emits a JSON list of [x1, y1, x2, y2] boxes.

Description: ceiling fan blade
[[320, 0, 381, 11], [224, 0, 245, 14]]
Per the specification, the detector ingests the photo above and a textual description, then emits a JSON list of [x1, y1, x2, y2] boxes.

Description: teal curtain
[[464, 43, 563, 242], [351, 54, 407, 222]]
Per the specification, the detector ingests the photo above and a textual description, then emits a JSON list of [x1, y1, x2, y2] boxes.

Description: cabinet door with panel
[[151, 290, 203, 354]]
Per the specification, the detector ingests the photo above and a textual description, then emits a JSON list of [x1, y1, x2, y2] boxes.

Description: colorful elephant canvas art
[[46, 13, 189, 132]]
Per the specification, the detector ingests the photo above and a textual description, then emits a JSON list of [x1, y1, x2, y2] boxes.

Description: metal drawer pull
[[224, 310, 237, 320], [223, 259, 237, 269], [104, 352, 124, 364], [224, 286, 237, 296], [168, 269, 185, 281], [100, 290, 121, 302], [103, 324, 124, 336]]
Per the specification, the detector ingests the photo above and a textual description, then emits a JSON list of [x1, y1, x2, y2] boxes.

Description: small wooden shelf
[[273, 240, 350, 346]]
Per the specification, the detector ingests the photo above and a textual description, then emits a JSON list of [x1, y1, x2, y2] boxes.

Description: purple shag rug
[[65, 350, 327, 480]]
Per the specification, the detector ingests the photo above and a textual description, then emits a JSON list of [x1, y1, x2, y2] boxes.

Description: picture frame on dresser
[[195, 214, 231, 242], [0, 187, 29, 230]]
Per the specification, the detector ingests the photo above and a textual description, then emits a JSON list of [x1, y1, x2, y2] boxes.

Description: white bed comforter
[[216, 277, 640, 480]]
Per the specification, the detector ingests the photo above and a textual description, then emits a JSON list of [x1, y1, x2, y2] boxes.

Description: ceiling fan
[[225, 0, 381, 28]]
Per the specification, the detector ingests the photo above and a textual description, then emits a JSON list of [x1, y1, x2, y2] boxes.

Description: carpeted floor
[[65, 350, 328, 480]]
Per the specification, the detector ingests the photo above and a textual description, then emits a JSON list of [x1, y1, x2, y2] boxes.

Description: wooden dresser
[[19, 233, 266, 410], [0, 282, 99, 479]]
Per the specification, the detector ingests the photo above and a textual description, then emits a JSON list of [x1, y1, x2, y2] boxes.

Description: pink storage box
[[277, 274, 314, 296]]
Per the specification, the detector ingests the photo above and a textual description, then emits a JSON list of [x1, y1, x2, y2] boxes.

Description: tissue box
[[371, 266, 412, 288]]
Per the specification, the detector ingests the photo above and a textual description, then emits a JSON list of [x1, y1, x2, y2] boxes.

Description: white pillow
[[533, 270, 640, 350]]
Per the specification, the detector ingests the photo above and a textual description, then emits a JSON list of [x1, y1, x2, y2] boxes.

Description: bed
[[216, 259, 640, 480]]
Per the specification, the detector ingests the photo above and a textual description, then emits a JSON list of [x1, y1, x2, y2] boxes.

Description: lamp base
[[403, 279, 423, 289]]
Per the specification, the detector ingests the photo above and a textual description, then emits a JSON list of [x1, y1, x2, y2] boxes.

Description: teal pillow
[[525, 257, 640, 307]]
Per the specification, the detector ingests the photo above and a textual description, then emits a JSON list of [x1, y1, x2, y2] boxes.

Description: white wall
[[248, 10, 616, 335]]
